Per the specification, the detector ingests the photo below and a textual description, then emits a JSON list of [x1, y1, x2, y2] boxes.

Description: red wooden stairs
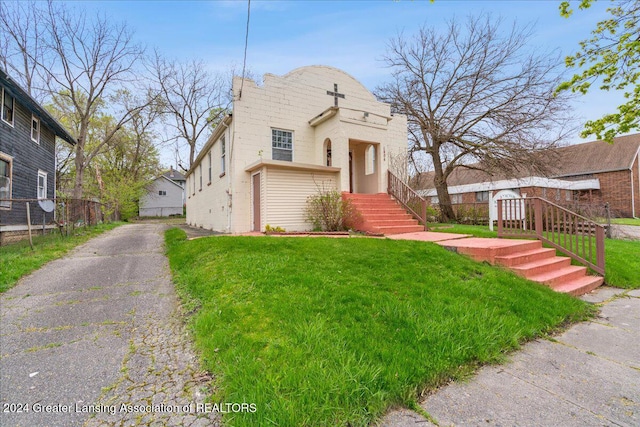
[[435, 237, 604, 296], [343, 193, 424, 235]]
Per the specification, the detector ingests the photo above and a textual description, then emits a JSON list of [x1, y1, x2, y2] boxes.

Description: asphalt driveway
[[0, 224, 218, 427]]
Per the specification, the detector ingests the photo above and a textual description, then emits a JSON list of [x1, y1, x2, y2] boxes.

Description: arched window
[[324, 138, 332, 167]]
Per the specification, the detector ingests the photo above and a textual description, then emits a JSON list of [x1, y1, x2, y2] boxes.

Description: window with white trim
[[365, 145, 376, 175], [1, 88, 14, 126], [220, 135, 226, 174], [0, 155, 11, 208], [37, 170, 47, 200], [272, 129, 292, 161], [451, 194, 463, 204], [199, 165, 202, 190], [31, 116, 40, 143], [208, 151, 212, 183]]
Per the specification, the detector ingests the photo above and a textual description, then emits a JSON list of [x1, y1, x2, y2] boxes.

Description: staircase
[[344, 193, 425, 235], [436, 237, 604, 296]]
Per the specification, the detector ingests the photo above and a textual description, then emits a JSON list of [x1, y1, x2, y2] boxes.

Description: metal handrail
[[497, 197, 605, 275], [387, 171, 427, 229]]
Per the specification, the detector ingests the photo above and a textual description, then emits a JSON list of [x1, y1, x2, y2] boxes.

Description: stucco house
[[185, 65, 413, 233], [418, 133, 640, 218], [0, 68, 77, 242], [139, 169, 185, 217]]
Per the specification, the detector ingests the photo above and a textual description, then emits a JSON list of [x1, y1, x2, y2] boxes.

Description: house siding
[[0, 92, 56, 227], [139, 177, 184, 217], [264, 168, 338, 231]]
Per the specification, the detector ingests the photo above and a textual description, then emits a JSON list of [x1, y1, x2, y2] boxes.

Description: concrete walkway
[[0, 224, 218, 427], [380, 286, 640, 427]]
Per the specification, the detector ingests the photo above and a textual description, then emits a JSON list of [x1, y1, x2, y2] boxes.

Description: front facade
[[419, 134, 640, 218], [186, 65, 407, 233], [0, 68, 76, 239], [139, 175, 185, 217]]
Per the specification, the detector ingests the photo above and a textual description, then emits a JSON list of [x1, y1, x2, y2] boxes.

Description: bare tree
[[38, 1, 146, 200], [0, 0, 48, 99], [376, 15, 575, 221], [150, 52, 228, 166]]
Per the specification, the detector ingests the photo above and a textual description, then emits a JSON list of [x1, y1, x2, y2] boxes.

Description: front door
[[252, 173, 261, 231]]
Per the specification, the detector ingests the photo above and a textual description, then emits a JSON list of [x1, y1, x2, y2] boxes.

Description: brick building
[[418, 133, 640, 218]]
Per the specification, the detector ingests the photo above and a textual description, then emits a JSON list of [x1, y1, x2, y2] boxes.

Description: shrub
[[305, 190, 360, 231]]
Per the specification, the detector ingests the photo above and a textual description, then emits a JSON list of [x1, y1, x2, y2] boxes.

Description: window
[[272, 129, 292, 161], [1, 88, 14, 125], [158, 190, 166, 196], [451, 194, 463, 204], [565, 190, 573, 201], [365, 145, 376, 175], [31, 116, 40, 143], [475, 191, 489, 202], [208, 151, 212, 183], [220, 135, 226, 175], [37, 170, 47, 200], [0, 155, 11, 209], [199, 165, 202, 190], [430, 196, 439, 204]]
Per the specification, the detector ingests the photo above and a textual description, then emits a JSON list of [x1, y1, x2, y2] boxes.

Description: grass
[[0, 222, 123, 293], [165, 229, 592, 427], [428, 223, 640, 289], [609, 218, 640, 226]]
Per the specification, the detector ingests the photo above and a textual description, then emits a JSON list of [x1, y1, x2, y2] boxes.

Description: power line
[[239, 0, 251, 99]]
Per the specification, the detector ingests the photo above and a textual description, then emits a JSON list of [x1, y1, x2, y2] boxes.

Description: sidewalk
[[380, 286, 640, 426]]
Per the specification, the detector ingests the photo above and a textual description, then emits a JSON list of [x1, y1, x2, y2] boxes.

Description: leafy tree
[[377, 15, 574, 221], [557, 0, 640, 141]]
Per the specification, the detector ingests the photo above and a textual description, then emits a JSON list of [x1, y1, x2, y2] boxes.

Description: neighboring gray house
[[162, 167, 186, 205], [139, 173, 184, 217]]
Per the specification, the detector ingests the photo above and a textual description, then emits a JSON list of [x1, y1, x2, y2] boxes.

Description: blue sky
[[76, 0, 622, 166]]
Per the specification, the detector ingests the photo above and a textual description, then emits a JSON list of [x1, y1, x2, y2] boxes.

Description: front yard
[[165, 229, 592, 426]]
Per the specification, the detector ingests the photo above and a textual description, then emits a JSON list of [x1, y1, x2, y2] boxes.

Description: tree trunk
[[431, 151, 455, 222], [72, 148, 84, 201]]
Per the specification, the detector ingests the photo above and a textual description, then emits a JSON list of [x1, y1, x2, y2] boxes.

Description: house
[[139, 168, 185, 217], [185, 65, 409, 233], [0, 68, 77, 243], [163, 167, 186, 205], [418, 133, 640, 218]]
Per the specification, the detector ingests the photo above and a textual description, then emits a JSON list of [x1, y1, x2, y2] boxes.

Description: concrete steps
[[436, 237, 603, 296], [344, 192, 424, 235]]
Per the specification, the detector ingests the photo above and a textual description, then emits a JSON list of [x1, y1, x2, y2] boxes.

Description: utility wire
[[239, 0, 251, 99]]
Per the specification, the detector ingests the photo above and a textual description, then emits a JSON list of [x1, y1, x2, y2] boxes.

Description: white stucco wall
[[186, 65, 408, 233]]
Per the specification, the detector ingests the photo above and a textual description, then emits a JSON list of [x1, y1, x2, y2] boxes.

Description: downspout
[[631, 168, 635, 218], [227, 115, 234, 233]]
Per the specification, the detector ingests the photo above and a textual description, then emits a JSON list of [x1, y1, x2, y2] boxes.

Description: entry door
[[252, 173, 261, 231]]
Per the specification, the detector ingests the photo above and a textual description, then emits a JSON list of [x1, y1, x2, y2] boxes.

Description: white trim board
[[419, 176, 601, 197]]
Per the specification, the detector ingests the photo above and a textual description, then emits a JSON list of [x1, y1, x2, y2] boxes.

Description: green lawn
[[0, 223, 122, 293], [610, 218, 640, 226], [428, 223, 640, 289], [165, 229, 592, 427]]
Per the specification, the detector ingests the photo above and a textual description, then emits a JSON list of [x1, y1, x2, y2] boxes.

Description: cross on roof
[[326, 83, 345, 107]]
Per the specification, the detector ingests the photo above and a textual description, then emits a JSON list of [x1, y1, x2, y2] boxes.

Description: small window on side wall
[[159, 190, 166, 196], [37, 170, 47, 200], [0, 156, 11, 209], [31, 116, 40, 143], [1, 88, 14, 125]]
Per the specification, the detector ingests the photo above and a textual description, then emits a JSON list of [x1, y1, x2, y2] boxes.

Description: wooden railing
[[497, 197, 605, 275], [387, 171, 427, 229]]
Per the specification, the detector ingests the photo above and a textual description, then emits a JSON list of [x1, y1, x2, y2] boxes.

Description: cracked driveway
[[0, 224, 219, 427]]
